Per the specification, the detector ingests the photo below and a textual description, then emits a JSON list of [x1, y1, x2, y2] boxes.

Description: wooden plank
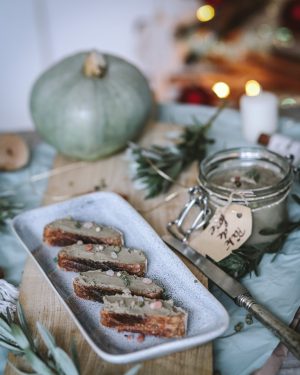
[[5, 122, 212, 375]]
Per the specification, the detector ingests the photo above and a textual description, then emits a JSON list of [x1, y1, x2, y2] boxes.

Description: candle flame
[[245, 80, 261, 96], [212, 82, 230, 99], [196, 5, 215, 22]]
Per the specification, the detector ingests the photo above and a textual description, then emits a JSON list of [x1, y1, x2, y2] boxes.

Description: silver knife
[[163, 234, 300, 359]]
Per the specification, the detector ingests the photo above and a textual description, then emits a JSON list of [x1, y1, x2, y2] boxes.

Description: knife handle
[[236, 293, 300, 360]]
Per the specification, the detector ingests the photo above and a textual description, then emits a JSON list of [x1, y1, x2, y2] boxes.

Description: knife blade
[[163, 234, 300, 359], [163, 234, 247, 300]]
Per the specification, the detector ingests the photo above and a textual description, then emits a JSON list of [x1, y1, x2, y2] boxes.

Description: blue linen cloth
[[0, 142, 55, 374], [158, 104, 300, 375]]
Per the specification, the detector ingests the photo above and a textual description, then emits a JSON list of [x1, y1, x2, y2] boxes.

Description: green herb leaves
[[217, 194, 300, 278], [0, 301, 142, 374], [0, 197, 23, 231], [0, 302, 80, 375], [130, 105, 224, 198]]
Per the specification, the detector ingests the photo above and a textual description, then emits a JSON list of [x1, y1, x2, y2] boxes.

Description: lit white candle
[[240, 81, 278, 143]]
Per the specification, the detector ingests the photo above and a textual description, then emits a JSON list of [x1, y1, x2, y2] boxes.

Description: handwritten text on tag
[[189, 204, 252, 262]]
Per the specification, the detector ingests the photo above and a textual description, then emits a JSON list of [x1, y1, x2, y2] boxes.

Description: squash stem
[[83, 51, 107, 78]]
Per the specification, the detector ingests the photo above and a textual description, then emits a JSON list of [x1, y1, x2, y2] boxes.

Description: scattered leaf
[[292, 194, 300, 205], [23, 349, 54, 375], [11, 324, 30, 350], [0, 339, 22, 352], [70, 339, 81, 373], [124, 364, 143, 375], [245, 314, 253, 325], [8, 360, 37, 375], [0, 315, 12, 332], [17, 303, 35, 349], [234, 322, 244, 333], [259, 227, 282, 236], [36, 323, 56, 356], [0, 323, 17, 343], [0, 303, 82, 374], [52, 347, 79, 375], [0, 197, 23, 231]]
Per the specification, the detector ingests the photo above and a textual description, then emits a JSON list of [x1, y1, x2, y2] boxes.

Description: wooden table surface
[[5, 122, 213, 375]]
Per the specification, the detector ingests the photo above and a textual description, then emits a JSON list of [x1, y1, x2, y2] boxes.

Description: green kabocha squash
[[30, 51, 153, 160]]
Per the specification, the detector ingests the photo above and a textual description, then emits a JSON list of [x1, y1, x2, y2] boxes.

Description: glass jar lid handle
[[167, 186, 211, 243]]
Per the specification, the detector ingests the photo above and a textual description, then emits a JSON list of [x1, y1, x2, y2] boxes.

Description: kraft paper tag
[[189, 204, 252, 262]]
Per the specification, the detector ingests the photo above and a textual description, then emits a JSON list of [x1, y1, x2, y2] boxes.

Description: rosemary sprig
[[130, 104, 225, 198], [217, 194, 300, 279], [0, 197, 23, 231], [0, 302, 80, 375], [0, 288, 142, 375]]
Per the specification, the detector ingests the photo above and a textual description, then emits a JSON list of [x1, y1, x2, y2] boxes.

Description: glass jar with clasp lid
[[168, 147, 295, 245]]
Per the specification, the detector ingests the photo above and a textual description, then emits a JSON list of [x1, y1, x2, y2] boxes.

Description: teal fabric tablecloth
[[0, 142, 55, 374], [158, 104, 300, 375], [1, 104, 300, 375]]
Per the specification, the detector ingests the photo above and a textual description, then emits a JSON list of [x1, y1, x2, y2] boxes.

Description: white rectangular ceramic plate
[[11, 192, 229, 364]]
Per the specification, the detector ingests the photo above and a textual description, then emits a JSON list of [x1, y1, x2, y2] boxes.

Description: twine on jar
[[226, 190, 255, 206], [210, 190, 255, 216], [196, 174, 255, 206], [199, 189, 255, 228], [215, 190, 255, 219]]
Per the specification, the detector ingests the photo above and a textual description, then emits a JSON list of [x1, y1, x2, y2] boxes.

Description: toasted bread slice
[[101, 295, 187, 338], [43, 218, 123, 246], [73, 270, 163, 302], [58, 244, 147, 276]]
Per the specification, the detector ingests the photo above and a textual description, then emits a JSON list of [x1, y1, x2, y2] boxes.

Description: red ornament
[[177, 85, 214, 105], [204, 0, 223, 7], [281, 0, 300, 32]]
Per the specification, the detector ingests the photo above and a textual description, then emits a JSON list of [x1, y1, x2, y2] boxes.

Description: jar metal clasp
[[167, 186, 211, 243], [285, 154, 300, 181]]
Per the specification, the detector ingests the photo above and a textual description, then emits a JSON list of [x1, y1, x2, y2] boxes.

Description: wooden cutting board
[[5, 122, 212, 375]]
